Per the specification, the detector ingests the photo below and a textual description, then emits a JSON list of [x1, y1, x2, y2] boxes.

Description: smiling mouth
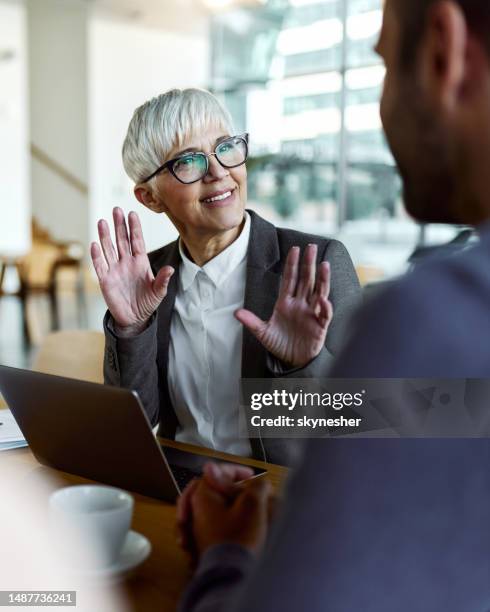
[[201, 188, 236, 204]]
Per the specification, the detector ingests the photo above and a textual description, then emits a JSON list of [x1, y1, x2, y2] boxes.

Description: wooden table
[[1, 439, 288, 611]]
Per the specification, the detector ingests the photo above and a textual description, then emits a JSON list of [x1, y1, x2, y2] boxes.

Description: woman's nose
[[203, 154, 229, 182]]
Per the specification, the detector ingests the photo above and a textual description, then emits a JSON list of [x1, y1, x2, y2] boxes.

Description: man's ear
[[134, 184, 166, 213], [420, 0, 467, 113]]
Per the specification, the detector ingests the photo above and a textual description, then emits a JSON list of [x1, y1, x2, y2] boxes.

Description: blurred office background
[[0, 0, 463, 367]]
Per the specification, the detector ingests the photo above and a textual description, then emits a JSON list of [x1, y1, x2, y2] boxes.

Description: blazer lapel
[[151, 241, 181, 436], [150, 240, 181, 371], [241, 210, 282, 378]]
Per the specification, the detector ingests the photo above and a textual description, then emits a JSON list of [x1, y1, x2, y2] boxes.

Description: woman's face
[[150, 127, 247, 242]]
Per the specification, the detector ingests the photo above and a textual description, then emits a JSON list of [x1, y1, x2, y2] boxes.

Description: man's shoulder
[[375, 241, 490, 330], [394, 238, 490, 306], [332, 240, 490, 378]]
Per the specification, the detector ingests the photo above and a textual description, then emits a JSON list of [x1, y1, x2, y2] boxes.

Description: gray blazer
[[103, 210, 361, 465]]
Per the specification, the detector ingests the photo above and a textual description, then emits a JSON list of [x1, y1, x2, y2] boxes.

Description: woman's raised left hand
[[235, 244, 333, 369]]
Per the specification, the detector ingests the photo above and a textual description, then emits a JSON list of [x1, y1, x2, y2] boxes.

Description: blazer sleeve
[[269, 238, 361, 378], [103, 310, 160, 426], [178, 544, 255, 612]]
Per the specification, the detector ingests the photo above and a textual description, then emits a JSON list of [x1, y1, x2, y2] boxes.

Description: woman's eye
[[219, 143, 233, 154]]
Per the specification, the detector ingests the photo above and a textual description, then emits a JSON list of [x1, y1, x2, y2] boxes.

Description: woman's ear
[[134, 184, 167, 213]]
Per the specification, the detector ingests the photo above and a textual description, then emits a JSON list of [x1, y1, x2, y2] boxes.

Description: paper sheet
[[0, 409, 26, 448]]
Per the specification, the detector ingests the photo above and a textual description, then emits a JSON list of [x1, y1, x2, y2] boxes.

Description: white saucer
[[72, 530, 151, 583]]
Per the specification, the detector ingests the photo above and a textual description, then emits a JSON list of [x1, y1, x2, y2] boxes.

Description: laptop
[[0, 365, 265, 502]]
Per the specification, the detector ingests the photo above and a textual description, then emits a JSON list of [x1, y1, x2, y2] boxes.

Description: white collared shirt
[[168, 212, 252, 457]]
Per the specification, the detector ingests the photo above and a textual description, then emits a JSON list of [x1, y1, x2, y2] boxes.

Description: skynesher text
[[250, 415, 362, 428]]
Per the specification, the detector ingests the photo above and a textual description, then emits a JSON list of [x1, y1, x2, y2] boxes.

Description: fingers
[[153, 266, 174, 300], [187, 477, 273, 557], [234, 309, 267, 339], [203, 462, 254, 497], [191, 478, 226, 514], [313, 295, 333, 328], [306, 259, 332, 329], [280, 246, 328, 304], [128, 211, 147, 256], [113, 206, 132, 259], [176, 478, 199, 527], [296, 244, 317, 300], [97, 218, 118, 267], [96, 207, 134, 268], [90, 242, 108, 280], [324, 297, 334, 327], [215, 463, 255, 483], [233, 476, 272, 517], [278, 246, 300, 299], [310, 260, 332, 327], [176, 478, 200, 554], [313, 261, 331, 303]]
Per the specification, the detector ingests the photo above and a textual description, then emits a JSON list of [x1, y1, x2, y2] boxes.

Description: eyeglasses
[[141, 133, 249, 184]]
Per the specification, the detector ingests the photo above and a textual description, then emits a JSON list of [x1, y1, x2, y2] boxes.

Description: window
[[210, 0, 424, 277]]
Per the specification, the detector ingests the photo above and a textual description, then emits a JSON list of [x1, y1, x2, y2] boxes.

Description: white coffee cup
[[49, 485, 134, 570]]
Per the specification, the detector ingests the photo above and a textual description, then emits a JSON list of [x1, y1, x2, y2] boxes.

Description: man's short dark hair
[[396, 0, 490, 68]]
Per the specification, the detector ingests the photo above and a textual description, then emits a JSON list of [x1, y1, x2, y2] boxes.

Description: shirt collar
[[178, 211, 251, 291]]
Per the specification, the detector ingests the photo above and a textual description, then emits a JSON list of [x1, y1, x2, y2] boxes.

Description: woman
[[91, 88, 360, 466]]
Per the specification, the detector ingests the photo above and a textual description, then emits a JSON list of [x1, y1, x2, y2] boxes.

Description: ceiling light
[[202, 0, 266, 11]]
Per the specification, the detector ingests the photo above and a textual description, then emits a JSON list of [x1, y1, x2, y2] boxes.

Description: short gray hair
[[122, 88, 234, 184]]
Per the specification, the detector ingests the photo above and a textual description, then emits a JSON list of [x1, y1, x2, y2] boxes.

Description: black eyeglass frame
[[140, 133, 249, 184]]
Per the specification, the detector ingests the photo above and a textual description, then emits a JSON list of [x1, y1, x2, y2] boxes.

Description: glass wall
[[210, 0, 457, 277]]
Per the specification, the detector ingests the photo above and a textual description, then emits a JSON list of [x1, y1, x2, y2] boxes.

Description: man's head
[[378, 0, 490, 225]]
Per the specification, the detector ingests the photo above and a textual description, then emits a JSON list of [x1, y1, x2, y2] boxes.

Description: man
[[177, 1, 490, 610]]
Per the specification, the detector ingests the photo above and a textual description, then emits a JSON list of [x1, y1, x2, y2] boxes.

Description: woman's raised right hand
[[90, 207, 174, 336]]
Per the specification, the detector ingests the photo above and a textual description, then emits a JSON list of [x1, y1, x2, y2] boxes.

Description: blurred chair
[[32, 330, 105, 384], [16, 242, 62, 338], [10, 219, 87, 344], [355, 265, 385, 287]]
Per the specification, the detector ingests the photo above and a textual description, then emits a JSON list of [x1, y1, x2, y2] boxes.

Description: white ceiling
[[89, 0, 210, 34], [1, 0, 260, 35], [89, 0, 267, 33]]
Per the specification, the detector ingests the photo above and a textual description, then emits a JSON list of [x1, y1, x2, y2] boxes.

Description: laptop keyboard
[[169, 464, 201, 490]]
